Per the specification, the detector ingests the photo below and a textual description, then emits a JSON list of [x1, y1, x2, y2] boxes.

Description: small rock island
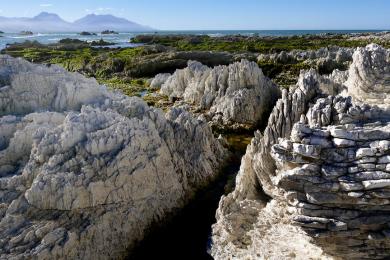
[[101, 30, 119, 35], [19, 31, 33, 35], [79, 31, 97, 36]]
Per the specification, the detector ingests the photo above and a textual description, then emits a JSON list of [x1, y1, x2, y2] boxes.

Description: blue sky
[[0, 0, 389, 30]]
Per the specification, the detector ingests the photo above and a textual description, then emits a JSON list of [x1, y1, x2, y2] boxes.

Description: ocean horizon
[[0, 29, 388, 50]]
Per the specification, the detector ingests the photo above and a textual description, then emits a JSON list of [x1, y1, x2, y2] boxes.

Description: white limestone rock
[[0, 55, 111, 116], [0, 55, 227, 259], [211, 68, 325, 260], [149, 73, 171, 89], [344, 43, 390, 107], [212, 45, 390, 260], [159, 60, 280, 128]]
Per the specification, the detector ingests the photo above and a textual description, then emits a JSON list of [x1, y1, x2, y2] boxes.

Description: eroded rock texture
[[0, 55, 227, 259], [212, 44, 390, 259], [159, 60, 281, 129]]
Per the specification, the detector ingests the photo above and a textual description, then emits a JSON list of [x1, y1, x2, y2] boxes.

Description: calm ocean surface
[[0, 30, 387, 50]]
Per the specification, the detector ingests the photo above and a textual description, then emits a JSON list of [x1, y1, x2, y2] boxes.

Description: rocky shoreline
[[0, 32, 390, 259]]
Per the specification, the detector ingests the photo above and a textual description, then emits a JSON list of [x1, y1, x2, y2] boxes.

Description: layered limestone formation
[[0, 55, 227, 259], [212, 44, 390, 259], [158, 60, 280, 129]]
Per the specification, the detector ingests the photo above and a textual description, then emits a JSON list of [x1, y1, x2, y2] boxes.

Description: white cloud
[[40, 4, 53, 7], [85, 7, 114, 14], [0, 9, 3, 13]]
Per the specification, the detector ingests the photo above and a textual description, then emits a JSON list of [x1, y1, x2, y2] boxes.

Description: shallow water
[[0, 32, 142, 50], [226, 133, 253, 153]]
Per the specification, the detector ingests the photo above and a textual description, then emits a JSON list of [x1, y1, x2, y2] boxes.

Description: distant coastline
[[0, 29, 388, 50], [0, 12, 154, 33], [156, 29, 389, 35]]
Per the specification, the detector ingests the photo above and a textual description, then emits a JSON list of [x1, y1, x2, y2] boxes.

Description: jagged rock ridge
[[0, 55, 227, 259], [158, 59, 281, 129], [211, 44, 390, 259], [258, 46, 355, 76]]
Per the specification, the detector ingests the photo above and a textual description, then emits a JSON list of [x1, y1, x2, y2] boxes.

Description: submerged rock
[[101, 30, 118, 35], [0, 55, 227, 259], [212, 44, 390, 259], [19, 31, 33, 35], [79, 31, 97, 36], [159, 60, 281, 129]]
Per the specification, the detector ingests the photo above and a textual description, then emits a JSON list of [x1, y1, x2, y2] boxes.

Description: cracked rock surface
[[211, 44, 390, 259], [0, 55, 227, 259]]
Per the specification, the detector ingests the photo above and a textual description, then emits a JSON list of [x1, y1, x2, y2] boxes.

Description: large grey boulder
[[0, 55, 227, 259]]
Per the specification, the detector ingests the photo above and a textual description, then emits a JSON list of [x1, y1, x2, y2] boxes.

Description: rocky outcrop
[[0, 55, 227, 259], [272, 103, 390, 259], [349, 32, 390, 44], [258, 46, 354, 74], [159, 60, 280, 129], [212, 44, 390, 259], [211, 68, 329, 259], [0, 56, 109, 116], [258, 46, 354, 64], [149, 73, 171, 89], [2, 41, 240, 79], [125, 50, 238, 78], [344, 44, 390, 107]]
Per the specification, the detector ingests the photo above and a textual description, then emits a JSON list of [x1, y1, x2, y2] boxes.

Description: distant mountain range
[[0, 12, 154, 32]]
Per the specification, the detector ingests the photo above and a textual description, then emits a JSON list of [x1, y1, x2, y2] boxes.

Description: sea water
[[0, 30, 386, 50]]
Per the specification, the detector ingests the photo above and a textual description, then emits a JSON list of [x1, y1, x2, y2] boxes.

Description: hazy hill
[[74, 14, 153, 32], [0, 12, 153, 32]]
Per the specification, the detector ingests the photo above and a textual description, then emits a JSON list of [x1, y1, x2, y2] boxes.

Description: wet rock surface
[[0, 55, 227, 259], [212, 44, 390, 259]]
